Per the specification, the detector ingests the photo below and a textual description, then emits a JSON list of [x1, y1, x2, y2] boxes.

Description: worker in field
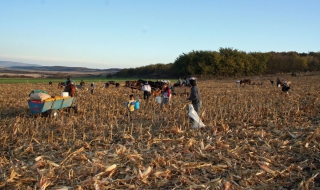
[[141, 82, 151, 100], [66, 76, 72, 86], [187, 77, 202, 123], [65, 81, 77, 97], [160, 83, 171, 109], [90, 82, 95, 94]]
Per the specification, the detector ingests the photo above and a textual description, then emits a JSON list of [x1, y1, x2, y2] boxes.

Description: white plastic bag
[[188, 104, 205, 129]]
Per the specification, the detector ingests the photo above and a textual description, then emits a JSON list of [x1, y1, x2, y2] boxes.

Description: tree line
[[115, 48, 320, 78]]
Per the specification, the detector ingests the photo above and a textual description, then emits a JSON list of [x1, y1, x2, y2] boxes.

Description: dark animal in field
[[291, 73, 297, 77], [58, 82, 66, 88], [80, 81, 85, 87], [49, 81, 52, 86], [240, 79, 251, 86], [282, 85, 290, 94], [102, 83, 110, 88], [137, 79, 168, 89], [276, 78, 282, 87], [115, 83, 120, 87], [270, 79, 274, 86], [109, 81, 115, 85], [125, 81, 138, 87]]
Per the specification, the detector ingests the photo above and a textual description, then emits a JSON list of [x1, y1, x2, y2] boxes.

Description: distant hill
[[0, 61, 121, 73], [0, 61, 41, 67], [10, 66, 120, 72]]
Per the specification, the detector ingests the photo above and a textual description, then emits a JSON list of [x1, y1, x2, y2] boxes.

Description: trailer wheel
[[49, 109, 59, 117]]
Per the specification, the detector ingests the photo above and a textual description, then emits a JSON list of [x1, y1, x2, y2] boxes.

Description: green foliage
[[114, 49, 320, 78]]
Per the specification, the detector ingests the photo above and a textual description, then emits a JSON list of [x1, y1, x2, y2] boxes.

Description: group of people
[[177, 77, 190, 86], [128, 77, 202, 123], [63, 76, 202, 124]]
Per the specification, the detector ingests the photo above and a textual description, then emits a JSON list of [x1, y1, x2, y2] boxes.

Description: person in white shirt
[[141, 82, 151, 100]]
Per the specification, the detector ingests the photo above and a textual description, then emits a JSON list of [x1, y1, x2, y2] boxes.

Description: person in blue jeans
[[187, 77, 202, 123]]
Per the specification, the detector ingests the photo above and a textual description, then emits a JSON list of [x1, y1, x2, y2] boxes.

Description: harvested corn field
[[0, 74, 320, 189]]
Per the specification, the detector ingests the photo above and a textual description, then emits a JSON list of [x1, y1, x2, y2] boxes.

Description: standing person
[[160, 83, 171, 109], [141, 82, 151, 100], [184, 78, 189, 86], [90, 82, 95, 94], [127, 94, 136, 121], [64, 76, 73, 92], [178, 78, 182, 86], [65, 81, 77, 97], [187, 77, 202, 123], [65, 77, 72, 86]]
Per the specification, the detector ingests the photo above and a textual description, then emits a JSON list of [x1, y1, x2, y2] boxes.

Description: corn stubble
[[0, 74, 320, 189]]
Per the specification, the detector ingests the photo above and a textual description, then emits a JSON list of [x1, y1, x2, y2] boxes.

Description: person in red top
[[160, 83, 171, 109]]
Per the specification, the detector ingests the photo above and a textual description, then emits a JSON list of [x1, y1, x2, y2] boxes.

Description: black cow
[[80, 80, 85, 87], [240, 79, 251, 86], [115, 83, 120, 87], [49, 81, 53, 86], [102, 82, 110, 88], [58, 82, 65, 88]]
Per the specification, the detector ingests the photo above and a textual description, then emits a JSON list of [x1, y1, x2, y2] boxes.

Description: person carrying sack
[[187, 77, 202, 123]]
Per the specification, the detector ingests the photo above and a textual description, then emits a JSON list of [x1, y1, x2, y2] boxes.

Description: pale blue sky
[[0, 0, 319, 69]]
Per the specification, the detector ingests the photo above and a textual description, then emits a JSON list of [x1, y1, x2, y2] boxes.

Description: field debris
[[0, 74, 320, 189]]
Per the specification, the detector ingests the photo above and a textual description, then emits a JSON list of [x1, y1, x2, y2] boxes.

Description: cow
[[137, 79, 168, 89], [102, 82, 110, 88], [115, 83, 120, 87], [49, 81, 53, 86], [130, 81, 143, 92], [277, 78, 283, 87], [270, 79, 274, 86], [281, 82, 291, 95], [109, 81, 115, 85], [240, 79, 251, 86], [125, 81, 137, 87], [58, 82, 66, 88], [80, 80, 85, 87]]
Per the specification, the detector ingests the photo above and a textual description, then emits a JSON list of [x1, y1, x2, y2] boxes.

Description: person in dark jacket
[[187, 77, 202, 123]]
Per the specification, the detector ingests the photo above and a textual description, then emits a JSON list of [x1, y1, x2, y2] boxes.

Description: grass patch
[[0, 77, 176, 84]]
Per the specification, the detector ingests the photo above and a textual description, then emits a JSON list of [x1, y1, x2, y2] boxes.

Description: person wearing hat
[[187, 77, 202, 123], [141, 82, 151, 100], [64, 81, 76, 97]]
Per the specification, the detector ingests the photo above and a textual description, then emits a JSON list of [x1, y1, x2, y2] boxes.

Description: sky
[[0, 0, 319, 69]]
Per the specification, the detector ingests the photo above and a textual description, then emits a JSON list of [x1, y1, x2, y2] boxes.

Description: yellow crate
[[44, 98, 56, 102], [53, 96, 64, 100]]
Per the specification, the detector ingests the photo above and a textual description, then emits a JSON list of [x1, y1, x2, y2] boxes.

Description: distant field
[[0, 77, 176, 84]]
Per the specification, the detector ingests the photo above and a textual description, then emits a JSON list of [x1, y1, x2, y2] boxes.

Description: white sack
[[30, 93, 51, 101], [188, 104, 205, 129]]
